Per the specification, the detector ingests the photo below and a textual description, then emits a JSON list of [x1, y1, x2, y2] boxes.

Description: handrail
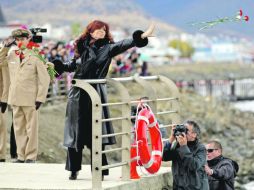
[[102, 147, 128, 154], [71, 75, 180, 190], [101, 116, 128, 122], [101, 132, 130, 138], [102, 162, 128, 170]]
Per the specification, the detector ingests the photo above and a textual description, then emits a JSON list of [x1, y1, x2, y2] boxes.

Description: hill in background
[[0, 0, 180, 36]]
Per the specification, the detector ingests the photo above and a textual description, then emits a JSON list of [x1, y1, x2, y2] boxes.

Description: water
[[233, 100, 254, 112]]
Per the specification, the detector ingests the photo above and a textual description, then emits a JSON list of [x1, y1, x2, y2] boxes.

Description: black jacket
[[163, 140, 209, 190], [61, 31, 148, 150], [207, 155, 236, 190]]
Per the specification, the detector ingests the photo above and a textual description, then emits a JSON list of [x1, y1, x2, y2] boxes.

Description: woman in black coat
[[54, 20, 154, 180]]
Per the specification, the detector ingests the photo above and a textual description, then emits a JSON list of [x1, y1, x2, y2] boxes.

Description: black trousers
[[10, 119, 17, 159], [65, 145, 109, 176]]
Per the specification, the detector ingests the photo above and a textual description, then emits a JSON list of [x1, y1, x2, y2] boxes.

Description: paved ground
[[0, 163, 171, 190]]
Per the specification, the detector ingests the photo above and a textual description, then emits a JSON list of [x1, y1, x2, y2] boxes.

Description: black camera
[[173, 124, 188, 137], [30, 28, 47, 43]]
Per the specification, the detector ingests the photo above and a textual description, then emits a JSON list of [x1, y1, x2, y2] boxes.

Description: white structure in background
[[168, 33, 254, 63], [190, 33, 254, 63], [111, 29, 127, 41], [0, 22, 71, 42], [29, 23, 71, 41], [0, 22, 24, 40], [137, 37, 180, 65], [0, 25, 15, 39]]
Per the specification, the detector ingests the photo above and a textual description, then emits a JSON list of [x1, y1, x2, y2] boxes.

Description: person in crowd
[[140, 61, 149, 76], [0, 40, 11, 162], [163, 120, 209, 190], [48, 48, 62, 62], [0, 37, 18, 161], [5, 28, 50, 163], [205, 140, 238, 190], [53, 20, 154, 180]]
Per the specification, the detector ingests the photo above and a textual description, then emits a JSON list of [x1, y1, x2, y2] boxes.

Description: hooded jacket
[[207, 155, 237, 190]]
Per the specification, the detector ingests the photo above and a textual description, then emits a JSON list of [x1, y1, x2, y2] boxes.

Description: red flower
[[15, 50, 20, 55], [244, 15, 249, 21], [20, 52, 25, 60], [26, 41, 40, 49], [239, 9, 243, 16], [39, 50, 45, 55], [18, 42, 23, 48]]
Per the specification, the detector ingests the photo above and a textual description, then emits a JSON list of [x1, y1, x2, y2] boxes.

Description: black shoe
[[13, 159, 24, 163], [25, 159, 36, 163], [0, 159, 5, 162], [11, 155, 17, 159], [69, 171, 78, 180]]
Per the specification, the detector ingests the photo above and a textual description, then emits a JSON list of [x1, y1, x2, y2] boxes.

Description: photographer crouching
[[163, 120, 209, 190]]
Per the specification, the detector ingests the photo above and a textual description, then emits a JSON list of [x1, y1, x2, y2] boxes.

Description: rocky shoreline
[[180, 91, 254, 189]]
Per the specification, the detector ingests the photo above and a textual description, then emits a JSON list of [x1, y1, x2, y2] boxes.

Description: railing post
[[72, 79, 103, 190], [133, 76, 157, 113], [158, 75, 181, 124], [107, 79, 131, 180]]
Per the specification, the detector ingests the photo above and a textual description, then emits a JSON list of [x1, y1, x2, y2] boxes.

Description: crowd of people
[[34, 39, 150, 78], [110, 50, 150, 77], [0, 22, 239, 190]]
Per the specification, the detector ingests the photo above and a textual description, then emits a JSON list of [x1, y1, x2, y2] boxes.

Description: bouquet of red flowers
[[18, 41, 58, 80]]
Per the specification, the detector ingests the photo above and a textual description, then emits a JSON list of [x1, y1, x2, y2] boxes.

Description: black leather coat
[[61, 31, 148, 150]]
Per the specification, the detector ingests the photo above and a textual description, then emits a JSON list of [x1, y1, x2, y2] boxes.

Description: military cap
[[12, 29, 32, 38]]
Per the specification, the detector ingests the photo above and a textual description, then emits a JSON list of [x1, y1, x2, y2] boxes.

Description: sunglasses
[[206, 149, 218, 153]]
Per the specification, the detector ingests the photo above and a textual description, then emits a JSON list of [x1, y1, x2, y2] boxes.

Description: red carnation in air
[[239, 9, 243, 16], [244, 15, 249, 22]]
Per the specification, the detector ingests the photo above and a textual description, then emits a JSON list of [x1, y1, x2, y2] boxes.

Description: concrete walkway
[[0, 163, 172, 190]]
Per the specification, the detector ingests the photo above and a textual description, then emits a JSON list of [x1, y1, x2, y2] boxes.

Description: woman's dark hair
[[74, 20, 114, 58]]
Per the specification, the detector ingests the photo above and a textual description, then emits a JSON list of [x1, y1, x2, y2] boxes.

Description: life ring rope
[[137, 115, 149, 124], [148, 120, 157, 128], [131, 156, 140, 162], [143, 157, 154, 169], [132, 102, 163, 175], [152, 150, 162, 157]]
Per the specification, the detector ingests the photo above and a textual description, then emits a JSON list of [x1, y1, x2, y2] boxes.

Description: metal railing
[[71, 75, 180, 190]]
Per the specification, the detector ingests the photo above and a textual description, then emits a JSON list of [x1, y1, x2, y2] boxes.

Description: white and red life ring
[[135, 107, 163, 174]]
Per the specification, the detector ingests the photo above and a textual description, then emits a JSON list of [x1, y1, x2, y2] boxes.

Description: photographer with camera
[[163, 120, 209, 190]]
